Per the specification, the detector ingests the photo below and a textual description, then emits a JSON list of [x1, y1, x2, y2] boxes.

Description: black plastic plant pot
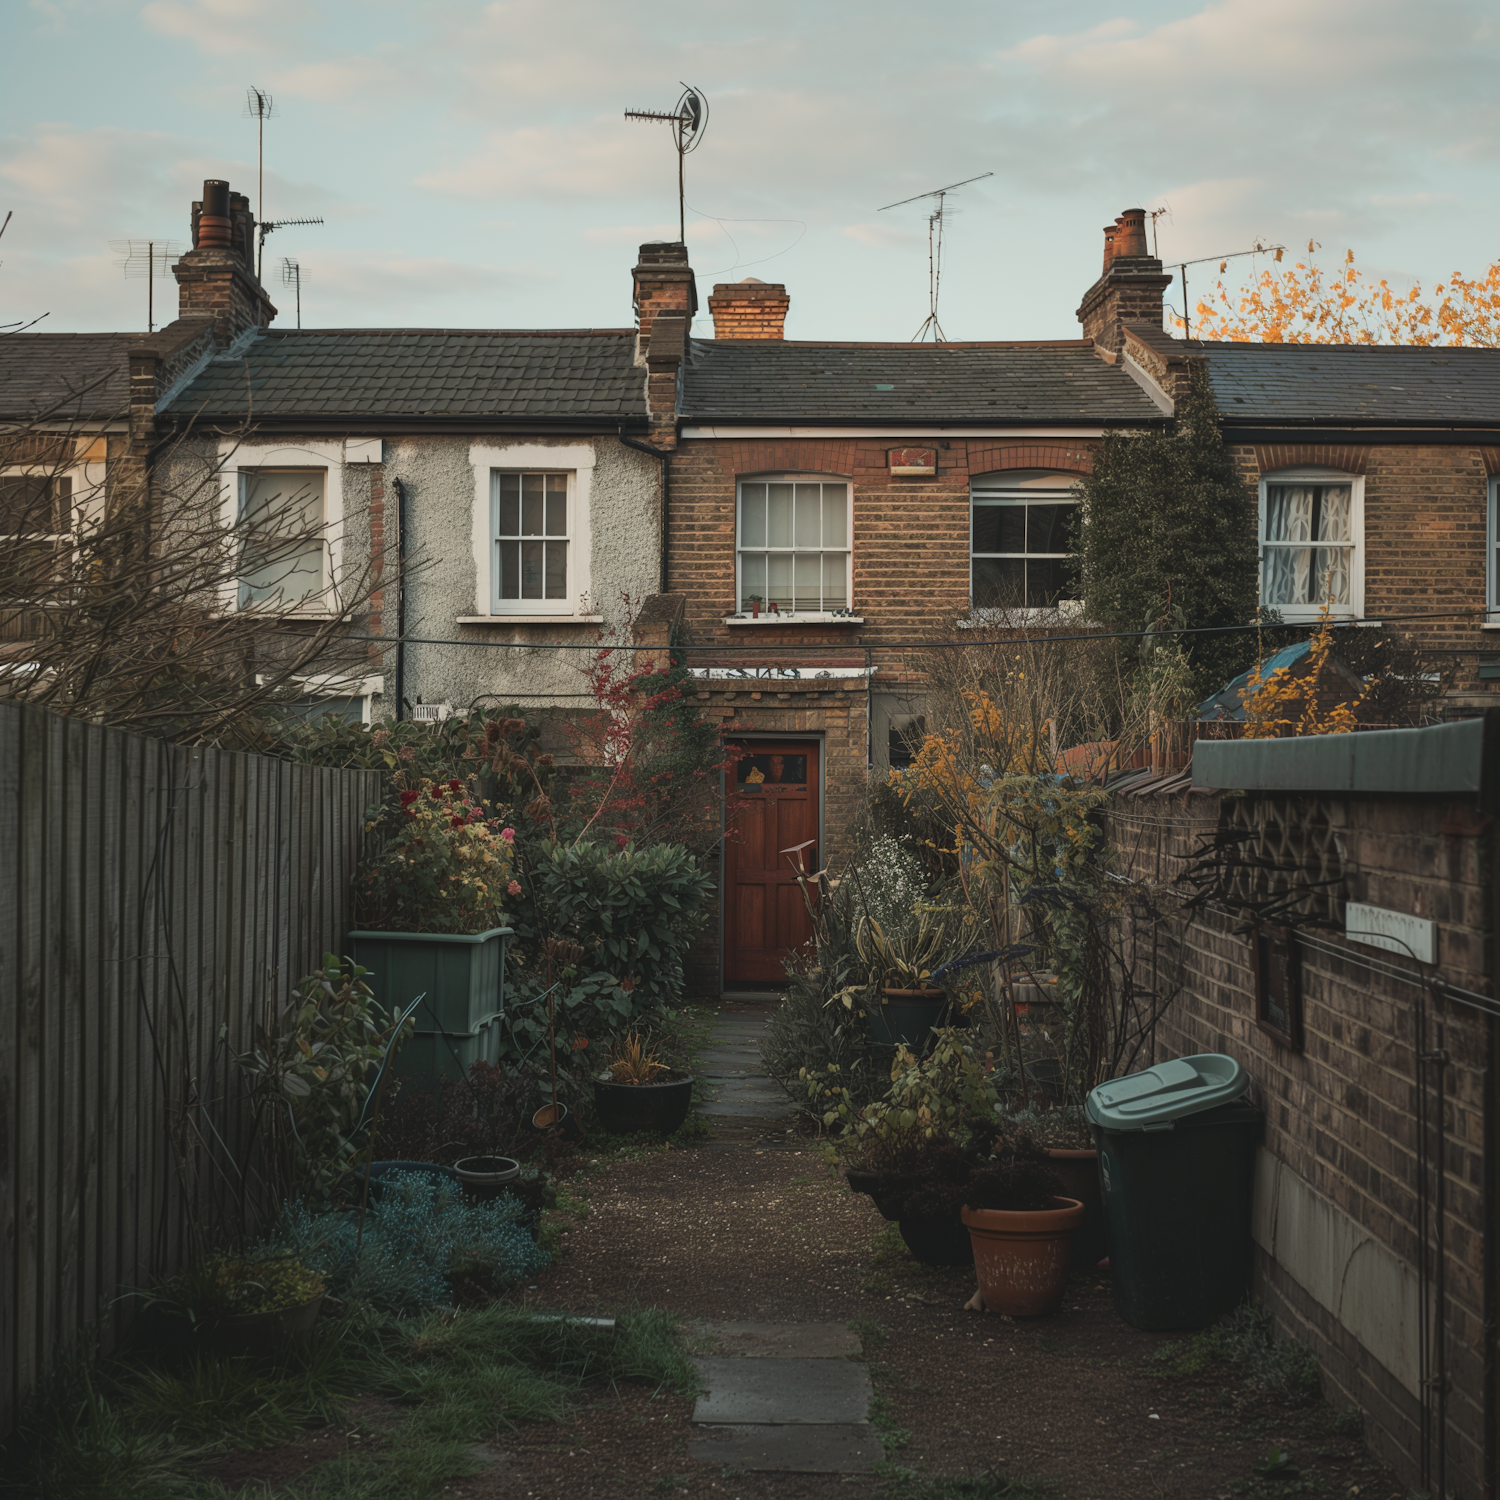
[[898, 1215, 975, 1267], [452, 1155, 521, 1203], [593, 1073, 695, 1136], [845, 1169, 900, 1222]]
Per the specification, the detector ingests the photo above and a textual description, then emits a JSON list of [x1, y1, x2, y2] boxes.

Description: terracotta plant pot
[[962, 1196, 1085, 1316], [868, 988, 949, 1048], [198, 1294, 325, 1360], [1045, 1148, 1106, 1268], [898, 1215, 974, 1267], [452, 1155, 521, 1202], [593, 1073, 695, 1136]]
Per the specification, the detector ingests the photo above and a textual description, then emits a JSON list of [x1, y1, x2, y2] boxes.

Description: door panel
[[724, 740, 820, 985]]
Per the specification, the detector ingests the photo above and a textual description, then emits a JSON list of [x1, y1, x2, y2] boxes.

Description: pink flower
[[448, 778, 462, 791], [615, 834, 629, 849], [506, 879, 522, 896], [500, 827, 515, 843]]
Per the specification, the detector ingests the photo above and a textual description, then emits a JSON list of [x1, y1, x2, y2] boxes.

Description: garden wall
[[0, 703, 380, 1437], [1109, 779, 1494, 1500]]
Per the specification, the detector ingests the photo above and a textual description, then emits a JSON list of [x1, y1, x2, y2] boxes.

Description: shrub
[[268, 1170, 549, 1313]]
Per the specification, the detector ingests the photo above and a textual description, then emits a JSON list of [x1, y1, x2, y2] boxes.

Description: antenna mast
[[282, 258, 303, 328], [878, 172, 993, 342], [246, 87, 274, 279], [111, 239, 181, 332], [624, 84, 708, 243]]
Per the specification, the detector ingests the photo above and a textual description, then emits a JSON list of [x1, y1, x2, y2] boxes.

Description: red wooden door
[[723, 740, 820, 985]]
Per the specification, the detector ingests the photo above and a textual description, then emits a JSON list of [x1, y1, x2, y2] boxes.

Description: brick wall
[[1109, 785, 1492, 1497]]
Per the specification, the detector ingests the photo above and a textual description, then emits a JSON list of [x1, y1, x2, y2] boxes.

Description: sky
[[3, 0, 1498, 342]]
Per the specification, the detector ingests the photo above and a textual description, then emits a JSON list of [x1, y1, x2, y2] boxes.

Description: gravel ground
[[449, 1139, 1406, 1500]]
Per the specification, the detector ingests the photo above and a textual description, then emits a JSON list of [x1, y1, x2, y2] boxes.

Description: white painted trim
[[469, 441, 596, 619], [1119, 351, 1175, 414], [724, 613, 864, 627], [690, 664, 873, 680], [456, 614, 605, 626], [216, 438, 346, 615], [1258, 467, 1365, 622], [682, 426, 1108, 440]]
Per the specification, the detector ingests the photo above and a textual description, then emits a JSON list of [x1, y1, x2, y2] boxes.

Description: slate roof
[[1196, 341, 1500, 427], [681, 339, 1164, 424], [0, 334, 136, 421], [161, 329, 646, 424]]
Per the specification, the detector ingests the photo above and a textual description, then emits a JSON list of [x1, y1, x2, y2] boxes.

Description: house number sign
[[888, 447, 936, 476]]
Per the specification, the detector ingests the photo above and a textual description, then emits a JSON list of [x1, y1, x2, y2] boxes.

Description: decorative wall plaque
[[888, 446, 936, 476], [1252, 923, 1303, 1050]]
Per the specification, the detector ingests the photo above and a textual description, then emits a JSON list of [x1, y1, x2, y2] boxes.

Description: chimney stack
[[632, 242, 696, 446], [1077, 207, 1173, 357], [174, 177, 276, 345], [707, 278, 789, 339]]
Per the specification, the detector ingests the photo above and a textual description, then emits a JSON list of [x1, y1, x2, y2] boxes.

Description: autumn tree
[[1184, 242, 1500, 346]]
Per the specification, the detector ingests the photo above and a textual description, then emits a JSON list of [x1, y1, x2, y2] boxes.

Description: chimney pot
[[1077, 206, 1171, 355], [198, 178, 232, 248], [1114, 207, 1149, 259], [1102, 224, 1118, 272]]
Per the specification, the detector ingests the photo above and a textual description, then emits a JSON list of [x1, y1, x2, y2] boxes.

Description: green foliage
[[145, 1252, 325, 1322], [1076, 362, 1258, 693], [237, 955, 409, 1208], [1145, 1300, 1321, 1401]]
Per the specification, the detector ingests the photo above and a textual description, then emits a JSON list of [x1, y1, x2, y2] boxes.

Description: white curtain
[[1265, 484, 1352, 606]]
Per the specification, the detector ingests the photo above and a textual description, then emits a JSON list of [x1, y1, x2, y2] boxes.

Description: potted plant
[[593, 1032, 695, 1136], [146, 1253, 326, 1360], [850, 907, 970, 1047], [746, 593, 764, 619], [351, 778, 517, 1080], [962, 1141, 1081, 1317]]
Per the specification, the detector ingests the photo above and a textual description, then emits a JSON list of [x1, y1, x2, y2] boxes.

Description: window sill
[[1480, 621, 1500, 631], [456, 614, 605, 626], [723, 613, 864, 627]]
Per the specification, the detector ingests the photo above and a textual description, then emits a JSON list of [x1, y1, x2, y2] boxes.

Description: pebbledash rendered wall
[[1108, 781, 1492, 1498]]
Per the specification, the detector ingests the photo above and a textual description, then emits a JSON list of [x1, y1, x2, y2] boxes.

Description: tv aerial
[[878, 172, 993, 342], [110, 238, 182, 332], [624, 84, 708, 244], [281, 258, 304, 328]]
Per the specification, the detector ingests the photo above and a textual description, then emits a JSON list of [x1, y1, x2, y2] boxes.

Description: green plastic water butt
[[1087, 1055, 1261, 1332]]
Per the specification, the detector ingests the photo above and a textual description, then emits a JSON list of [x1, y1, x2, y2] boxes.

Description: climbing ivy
[[1075, 361, 1258, 695]]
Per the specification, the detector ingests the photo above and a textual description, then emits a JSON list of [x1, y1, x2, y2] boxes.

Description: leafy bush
[[358, 777, 517, 935], [237, 955, 410, 1208], [269, 1170, 549, 1313], [149, 1253, 325, 1321]]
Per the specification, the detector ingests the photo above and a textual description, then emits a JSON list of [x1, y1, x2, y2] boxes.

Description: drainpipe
[[617, 427, 672, 594], [391, 475, 408, 721]]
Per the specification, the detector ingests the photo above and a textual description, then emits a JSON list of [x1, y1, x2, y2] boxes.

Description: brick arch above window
[[713, 441, 859, 478], [1253, 444, 1368, 476], [964, 443, 1095, 477]]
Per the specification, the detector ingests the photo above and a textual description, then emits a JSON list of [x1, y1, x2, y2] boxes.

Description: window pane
[[793, 552, 821, 610], [521, 475, 544, 535], [767, 551, 793, 608], [1265, 486, 1313, 543], [240, 539, 322, 604], [500, 540, 520, 599], [545, 479, 566, 537], [973, 504, 1025, 554], [794, 484, 822, 547], [0, 477, 58, 534], [521, 539, 544, 599], [241, 471, 323, 534], [821, 486, 847, 549], [1312, 546, 1350, 604], [1263, 546, 1304, 606], [739, 484, 767, 547], [1027, 504, 1076, 554], [1317, 486, 1352, 542], [767, 483, 793, 548], [544, 540, 567, 599], [498, 474, 520, 536], [973, 557, 1026, 609], [740, 551, 766, 607], [821, 552, 847, 608], [1026, 557, 1070, 607]]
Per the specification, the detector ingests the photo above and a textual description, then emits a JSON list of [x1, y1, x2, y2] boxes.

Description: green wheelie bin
[[1087, 1054, 1262, 1331]]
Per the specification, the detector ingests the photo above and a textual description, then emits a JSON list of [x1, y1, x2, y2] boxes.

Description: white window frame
[[968, 470, 1082, 620], [0, 441, 106, 600], [469, 442, 594, 619], [1258, 467, 1364, 623], [217, 439, 346, 615], [733, 474, 853, 620]]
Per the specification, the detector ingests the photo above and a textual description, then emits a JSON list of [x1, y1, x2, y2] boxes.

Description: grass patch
[[6, 1305, 696, 1500], [878, 1466, 1055, 1499], [1145, 1302, 1320, 1401], [848, 1315, 889, 1357]]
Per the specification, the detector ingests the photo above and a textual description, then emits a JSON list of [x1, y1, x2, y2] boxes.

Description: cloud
[[140, 0, 305, 55], [843, 222, 923, 250]]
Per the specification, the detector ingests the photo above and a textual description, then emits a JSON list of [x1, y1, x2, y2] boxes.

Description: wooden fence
[[0, 703, 380, 1436]]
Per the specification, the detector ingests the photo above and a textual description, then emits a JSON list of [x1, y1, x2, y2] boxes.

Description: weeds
[[878, 1465, 1055, 1499], [1145, 1301, 1320, 1401], [849, 1315, 889, 1357]]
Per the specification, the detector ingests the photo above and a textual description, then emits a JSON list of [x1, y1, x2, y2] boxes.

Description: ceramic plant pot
[[868, 988, 948, 1048], [593, 1073, 695, 1136], [962, 1196, 1085, 1317], [897, 1214, 975, 1267], [452, 1155, 521, 1202]]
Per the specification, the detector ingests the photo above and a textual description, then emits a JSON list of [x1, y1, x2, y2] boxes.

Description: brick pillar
[[707, 279, 789, 339], [1076, 207, 1174, 357], [630, 592, 686, 676]]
